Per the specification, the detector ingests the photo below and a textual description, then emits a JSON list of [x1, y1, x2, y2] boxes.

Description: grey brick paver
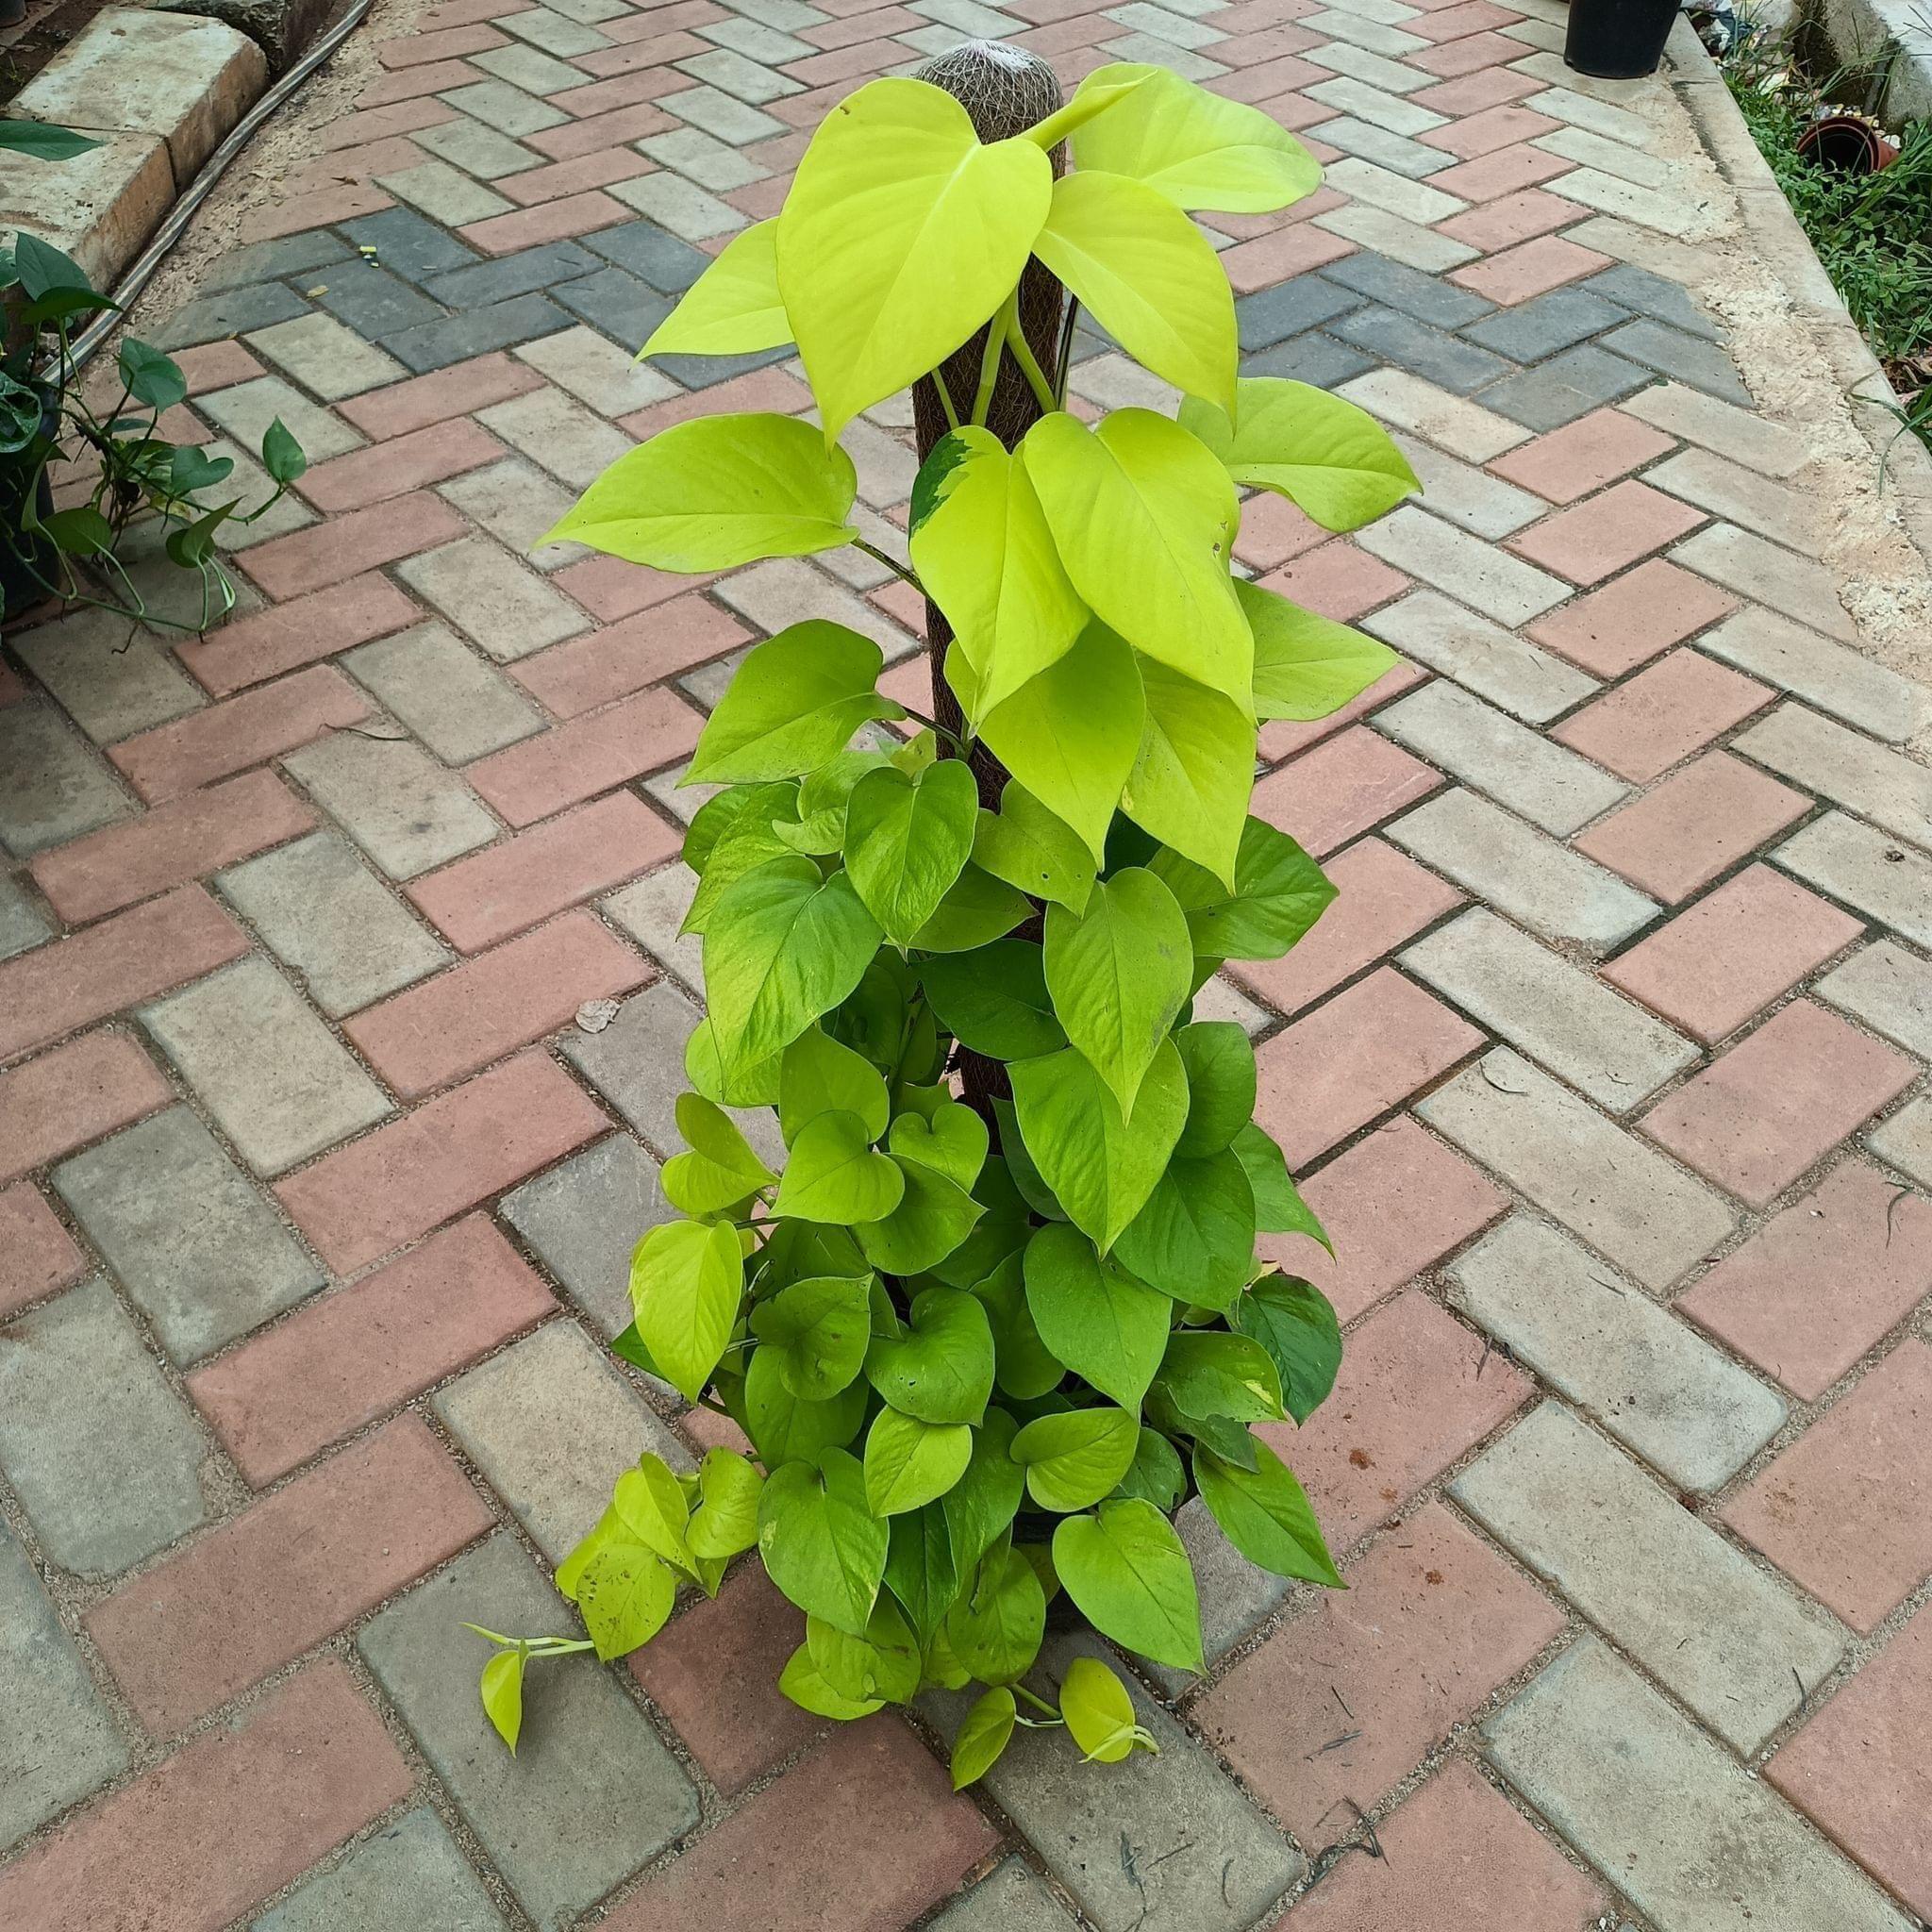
[[359, 1535, 699, 1928], [141, 958, 393, 1176], [1454, 1402, 1841, 1752], [395, 535, 591, 659], [1485, 1638, 1912, 1932], [342, 623, 545, 765], [433, 1320, 691, 1563], [282, 734, 499, 879], [1374, 681, 1627, 833], [251, 1808, 506, 1932], [930, 1858, 1077, 1931], [1869, 1097, 1932, 1187], [1387, 790, 1657, 952], [1418, 1048, 1737, 1289], [218, 829, 450, 1016], [1673, 524, 1858, 642], [1734, 705, 1931, 850], [1447, 1219, 1785, 1490], [1775, 812, 1932, 949], [0, 1524, 129, 1852], [0, 874, 52, 960], [1817, 940, 1932, 1058], [54, 1110, 325, 1363], [499, 1131, 675, 1340], [928, 1631, 1303, 1932], [11, 609, 204, 746], [1364, 591, 1590, 715], [1704, 609, 1930, 742], [0, 1278, 208, 1577], [0, 702, 131, 857]]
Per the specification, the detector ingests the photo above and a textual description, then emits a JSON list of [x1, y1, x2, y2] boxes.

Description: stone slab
[[1817, 940, 1932, 1059], [1484, 1637, 1911, 1932], [251, 1807, 504, 1931], [1447, 1215, 1786, 1490], [53, 1108, 324, 1364], [358, 1533, 698, 1931], [9, 8, 266, 179], [1452, 1402, 1844, 1752], [0, 1277, 208, 1578], [929, 1858, 1076, 1930], [0, 127, 173, 289], [281, 735, 498, 881]]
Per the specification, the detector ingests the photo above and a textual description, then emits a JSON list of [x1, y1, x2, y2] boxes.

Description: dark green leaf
[[117, 338, 187, 412], [1234, 1275, 1341, 1424], [0, 119, 103, 161], [1114, 1425, 1186, 1510], [1151, 816, 1335, 962], [921, 941, 1068, 1062], [1231, 1122, 1332, 1250], [1112, 1149, 1256, 1311], [260, 415, 307, 485], [1194, 1439, 1341, 1585], [1173, 1021, 1256, 1158], [886, 1502, 961, 1645], [1156, 1330, 1285, 1424]]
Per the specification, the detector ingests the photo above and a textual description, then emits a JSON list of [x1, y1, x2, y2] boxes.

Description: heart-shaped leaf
[[866, 1286, 995, 1424], [1011, 1406, 1141, 1512], [757, 1446, 888, 1637], [774, 1109, 906, 1224], [751, 1274, 874, 1400], [1052, 1498, 1203, 1673], [662, 1091, 778, 1216], [864, 1407, 974, 1516]]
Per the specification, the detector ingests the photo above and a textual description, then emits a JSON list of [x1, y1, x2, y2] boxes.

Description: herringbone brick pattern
[[2, 0, 1930, 1925]]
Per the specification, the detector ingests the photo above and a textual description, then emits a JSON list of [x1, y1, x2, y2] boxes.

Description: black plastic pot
[[1, 465, 55, 625], [1564, 0, 1679, 78]]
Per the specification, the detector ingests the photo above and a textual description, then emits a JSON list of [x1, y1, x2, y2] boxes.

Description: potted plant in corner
[[469, 46, 1418, 1783]]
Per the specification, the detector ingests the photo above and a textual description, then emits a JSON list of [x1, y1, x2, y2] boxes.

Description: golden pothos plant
[[469, 56, 1417, 1783]]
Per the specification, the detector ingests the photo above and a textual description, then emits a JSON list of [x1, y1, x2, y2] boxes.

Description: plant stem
[[892, 700, 971, 758], [970, 291, 1018, 426], [1014, 1682, 1059, 1719], [934, 371, 961, 433], [1006, 316, 1058, 417], [853, 537, 923, 591]]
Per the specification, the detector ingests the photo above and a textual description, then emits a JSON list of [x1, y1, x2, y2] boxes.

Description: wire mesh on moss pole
[[910, 41, 1070, 812]]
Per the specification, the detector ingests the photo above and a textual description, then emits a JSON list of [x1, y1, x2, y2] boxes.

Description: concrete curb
[[2, 8, 268, 290], [1816, 0, 1932, 125], [1665, 24, 1932, 565]]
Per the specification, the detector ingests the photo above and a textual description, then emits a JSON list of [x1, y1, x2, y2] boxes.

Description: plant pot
[[1564, 0, 1679, 79]]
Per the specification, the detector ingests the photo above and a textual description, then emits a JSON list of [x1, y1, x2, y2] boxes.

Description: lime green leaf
[[780, 1641, 885, 1718], [687, 1447, 765, 1558], [642, 218, 790, 358], [544, 412, 858, 570], [1124, 658, 1255, 890], [682, 785, 805, 936], [1024, 65, 1156, 150], [1235, 578, 1401, 724], [575, 1541, 676, 1659], [686, 1016, 782, 1108], [1023, 410, 1249, 706], [1034, 170, 1235, 411], [865, 1407, 974, 1515], [889, 1101, 987, 1190], [973, 1251, 1064, 1401], [612, 1455, 696, 1578], [856, 1154, 985, 1275], [808, 1593, 922, 1704], [1156, 1329, 1285, 1423], [774, 1108, 906, 1223], [690, 622, 899, 783], [776, 75, 1053, 441], [908, 863, 1032, 952], [705, 858, 883, 1073], [1008, 1040, 1188, 1252], [1115, 1425, 1187, 1510], [1072, 62, 1322, 213], [779, 1024, 890, 1145], [1043, 867, 1191, 1120], [479, 1645, 525, 1753], [1058, 1654, 1154, 1763], [1052, 1497, 1203, 1672], [1231, 1122, 1331, 1252], [630, 1219, 743, 1403], [1182, 377, 1418, 533], [843, 757, 978, 943], [743, 1346, 868, 1466], [757, 1446, 888, 1636], [1150, 816, 1335, 962], [942, 1407, 1025, 1573], [886, 1503, 961, 1644], [1235, 1275, 1341, 1425], [945, 1542, 1046, 1684], [751, 1274, 874, 1399], [1174, 1023, 1257, 1158], [950, 1685, 1016, 1788], [908, 426, 1086, 727], [662, 1091, 777, 1216], [1195, 1440, 1341, 1585], [973, 781, 1096, 912], [980, 619, 1144, 866], [922, 941, 1066, 1061], [1113, 1151, 1256, 1313], [1023, 1223, 1171, 1412], [1012, 1406, 1141, 1512], [866, 1285, 995, 1424]]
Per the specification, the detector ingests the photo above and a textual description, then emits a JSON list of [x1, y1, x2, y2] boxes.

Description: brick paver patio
[[3, 0, 1931, 1925]]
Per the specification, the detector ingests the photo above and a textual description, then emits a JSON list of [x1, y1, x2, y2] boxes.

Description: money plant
[[470, 52, 1416, 1784]]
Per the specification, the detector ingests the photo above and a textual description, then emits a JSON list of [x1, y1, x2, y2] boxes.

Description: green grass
[[1726, 75, 1932, 387]]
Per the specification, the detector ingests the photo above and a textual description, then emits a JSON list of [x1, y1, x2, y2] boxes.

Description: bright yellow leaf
[[641, 220, 791, 360]]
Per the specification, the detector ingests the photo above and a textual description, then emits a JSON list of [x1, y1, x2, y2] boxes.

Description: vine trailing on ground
[[470, 51, 1419, 1784]]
